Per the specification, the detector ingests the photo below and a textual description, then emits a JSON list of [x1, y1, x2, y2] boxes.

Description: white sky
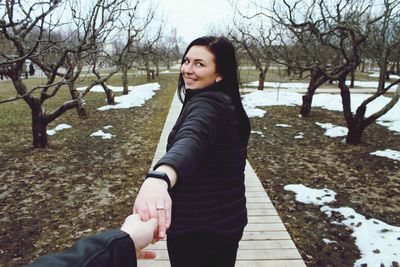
[[157, 0, 235, 43]]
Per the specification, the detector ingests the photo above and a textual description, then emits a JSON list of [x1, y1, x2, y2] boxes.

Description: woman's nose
[[182, 63, 194, 74]]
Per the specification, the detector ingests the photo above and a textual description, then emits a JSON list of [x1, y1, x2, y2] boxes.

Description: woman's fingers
[[134, 202, 150, 221], [137, 250, 157, 259], [156, 204, 167, 239]]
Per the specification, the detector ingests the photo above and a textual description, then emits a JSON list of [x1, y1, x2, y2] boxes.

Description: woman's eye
[[195, 62, 203, 67], [183, 59, 189, 64]]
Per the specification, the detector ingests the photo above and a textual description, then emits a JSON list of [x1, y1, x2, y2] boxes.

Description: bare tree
[[230, 19, 275, 90], [79, 0, 155, 97], [0, 0, 130, 148], [237, 0, 400, 144], [130, 26, 164, 82]]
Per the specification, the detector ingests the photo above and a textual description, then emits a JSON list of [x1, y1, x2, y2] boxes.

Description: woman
[[134, 36, 251, 267]]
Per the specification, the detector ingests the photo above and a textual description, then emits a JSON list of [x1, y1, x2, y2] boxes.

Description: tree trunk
[[258, 70, 265, 91], [385, 71, 390, 81], [31, 103, 48, 148], [360, 59, 365, 72], [69, 83, 87, 119], [299, 94, 313, 117], [155, 62, 160, 77], [346, 103, 367, 144], [338, 78, 364, 144], [121, 65, 129, 95], [101, 82, 115, 104], [144, 56, 151, 82], [350, 71, 355, 88], [345, 122, 364, 144], [396, 60, 399, 75], [299, 70, 327, 117], [286, 66, 291, 76]]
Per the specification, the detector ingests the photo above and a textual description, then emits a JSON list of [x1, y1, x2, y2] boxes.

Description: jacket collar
[[183, 81, 224, 105]]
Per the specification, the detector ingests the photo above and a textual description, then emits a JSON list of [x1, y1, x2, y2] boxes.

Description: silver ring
[[156, 206, 165, 210]]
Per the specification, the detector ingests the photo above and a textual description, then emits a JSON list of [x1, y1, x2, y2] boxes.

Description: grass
[[0, 74, 176, 266]]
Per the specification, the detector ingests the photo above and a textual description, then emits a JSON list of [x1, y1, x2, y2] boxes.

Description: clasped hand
[[133, 178, 172, 241]]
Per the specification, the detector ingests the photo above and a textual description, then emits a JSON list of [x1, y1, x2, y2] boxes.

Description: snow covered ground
[[46, 124, 72, 136], [284, 184, 400, 267], [245, 84, 400, 266], [51, 83, 160, 138], [368, 72, 400, 80], [76, 82, 160, 111], [242, 89, 400, 162], [245, 80, 399, 90]]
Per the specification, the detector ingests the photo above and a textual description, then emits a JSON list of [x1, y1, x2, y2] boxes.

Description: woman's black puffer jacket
[[154, 83, 248, 236]]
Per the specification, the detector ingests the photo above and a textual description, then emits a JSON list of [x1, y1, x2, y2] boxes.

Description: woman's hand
[[133, 178, 172, 240]]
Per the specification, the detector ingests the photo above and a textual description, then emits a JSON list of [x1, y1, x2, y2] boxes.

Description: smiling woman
[[133, 36, 251, 267]]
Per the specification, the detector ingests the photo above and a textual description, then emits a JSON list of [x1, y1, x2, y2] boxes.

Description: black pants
[[167, 230, 242, 267]]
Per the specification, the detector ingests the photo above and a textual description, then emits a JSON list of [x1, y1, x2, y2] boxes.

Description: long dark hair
[[178, 36, 251, 143]]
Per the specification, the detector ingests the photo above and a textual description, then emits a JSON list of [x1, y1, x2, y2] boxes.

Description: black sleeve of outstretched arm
[[26, 229, 137, 267], [154, 94, 226, 181]]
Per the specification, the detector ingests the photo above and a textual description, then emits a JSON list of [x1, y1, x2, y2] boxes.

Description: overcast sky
[[158, 0, 236, 43]]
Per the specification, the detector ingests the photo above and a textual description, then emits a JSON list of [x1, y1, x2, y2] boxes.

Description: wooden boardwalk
[[138, 93, 306, 267]]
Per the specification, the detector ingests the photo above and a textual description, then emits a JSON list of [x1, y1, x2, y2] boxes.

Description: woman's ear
[[216, 75, 223, 83]]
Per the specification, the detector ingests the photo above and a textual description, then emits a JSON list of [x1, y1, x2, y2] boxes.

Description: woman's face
[[181, 45, 222, 89]]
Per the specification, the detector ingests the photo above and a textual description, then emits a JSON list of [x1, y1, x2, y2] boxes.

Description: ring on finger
[[156, 205, 165, 210]]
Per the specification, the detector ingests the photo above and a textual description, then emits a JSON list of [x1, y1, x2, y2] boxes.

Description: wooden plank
[[239, 240, 297, 249], [245, 223, 287, 231], [247, 202, 275, 209], [137, 260, 170, 267], [246, 186, 267, 192], [246, 191, 270, 197], [242, 231, 292, 240], [247, 197, 273, 203], [235, 260, 306, 267], [237, 249, 302, 260], [248, 215, 283, 223], [248, 209, 279, 216]]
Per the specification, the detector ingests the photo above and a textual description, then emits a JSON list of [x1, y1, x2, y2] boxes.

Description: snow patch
[[276, 124, 292, 128], [242, 91, 400, 135], [286, 184, 400, 267], [90, 130, 115, 139], [315, 122, 348, 137], [370, 149, 400, 162], [47, 124, 72, 136], [321, 206, 400, 267], [284, 184, 336, 205], [251, 130, 265, 137], [294, 132, 304, 139], [97, 83, 160, 110], [322, 238, 337, 244]]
